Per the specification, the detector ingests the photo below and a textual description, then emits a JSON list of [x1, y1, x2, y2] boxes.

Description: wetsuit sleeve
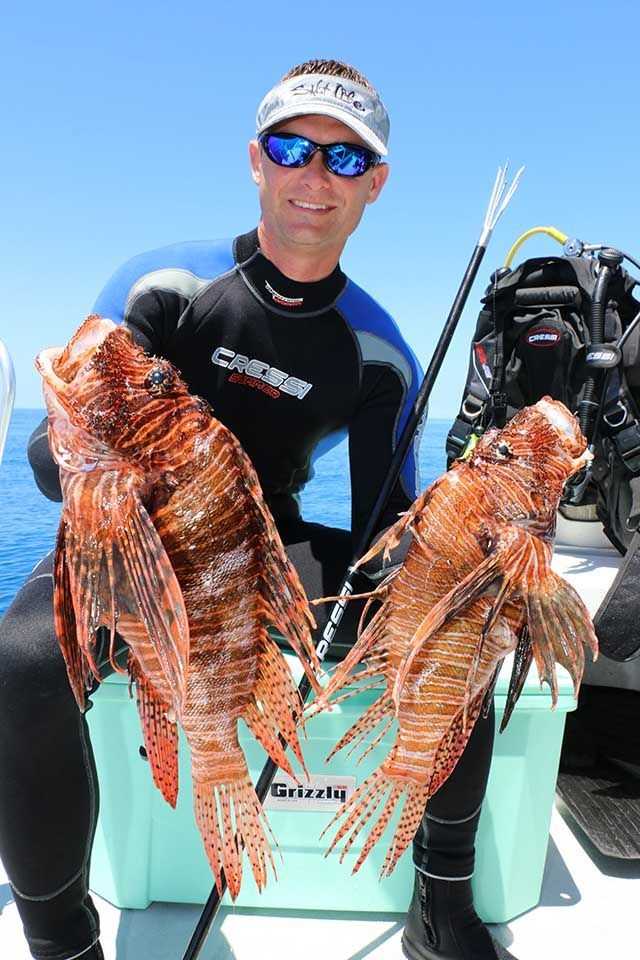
[[348, 364, 421, 548], [93, 258, 189, 356], [27, 417, 62, 502]]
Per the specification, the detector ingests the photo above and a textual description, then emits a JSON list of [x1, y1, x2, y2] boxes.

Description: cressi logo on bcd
[[525, 327, 561, 348]]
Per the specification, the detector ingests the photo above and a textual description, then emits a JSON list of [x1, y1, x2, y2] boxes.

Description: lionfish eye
[[496, 442, 512, 459], [146, 365, 172, 393]]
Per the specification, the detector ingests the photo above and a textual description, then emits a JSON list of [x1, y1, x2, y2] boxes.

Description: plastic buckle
[[490, 391, 508, 429], [562, 467, 593, 506], [603, 401, 628, 430], [461, 395, 484, 421]]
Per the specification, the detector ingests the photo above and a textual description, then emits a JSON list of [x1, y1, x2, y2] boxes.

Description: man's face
[[249, 114, 389, 253]]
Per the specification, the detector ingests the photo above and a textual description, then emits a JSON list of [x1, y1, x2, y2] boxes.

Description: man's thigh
[[277, 518, 368, 659], [0, 551, 125, 703]]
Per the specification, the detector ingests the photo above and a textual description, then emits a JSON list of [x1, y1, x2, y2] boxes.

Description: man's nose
[[300, 151, 332, 190]]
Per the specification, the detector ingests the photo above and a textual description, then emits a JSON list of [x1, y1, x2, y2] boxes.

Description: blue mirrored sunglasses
[[259, 132, 381, 178]]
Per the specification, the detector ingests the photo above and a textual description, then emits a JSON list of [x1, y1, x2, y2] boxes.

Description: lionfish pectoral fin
[[393, 525, 537, 708], [525, 569, 597, 707], [53, 522, 91, 710], [392, 549, 509, 708], [462, 575, 518, 717], [59, 469, 190, 710], [500, 626, 533, 732], [243, 633, 311, 779], [129, 654, 179, 807], [322, 766, 429, 878]]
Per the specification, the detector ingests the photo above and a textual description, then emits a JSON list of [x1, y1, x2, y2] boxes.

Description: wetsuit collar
[[233, 229, 347, 317]]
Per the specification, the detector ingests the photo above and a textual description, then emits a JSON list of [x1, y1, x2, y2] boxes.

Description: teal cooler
[[87, 654, 575, 922]]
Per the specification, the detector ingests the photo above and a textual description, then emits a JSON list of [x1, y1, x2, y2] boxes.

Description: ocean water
[[0, 409, 450, 617]]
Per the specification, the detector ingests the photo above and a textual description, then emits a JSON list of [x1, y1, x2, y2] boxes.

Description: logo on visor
[[291, 79, 366, 113], [525, 327, 561, 348], [264, 281, 304, 309]]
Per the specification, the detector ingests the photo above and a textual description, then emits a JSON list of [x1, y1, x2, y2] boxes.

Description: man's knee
[[0, 552, 73, 722]]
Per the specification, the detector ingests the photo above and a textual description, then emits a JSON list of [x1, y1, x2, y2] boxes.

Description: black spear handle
[[181, 240, 491, 960]]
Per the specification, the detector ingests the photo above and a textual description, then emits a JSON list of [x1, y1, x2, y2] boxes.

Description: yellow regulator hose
[[504, 226, 568, 268]]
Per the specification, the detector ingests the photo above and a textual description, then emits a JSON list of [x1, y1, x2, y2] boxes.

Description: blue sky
[[2, 0, 639, 416]]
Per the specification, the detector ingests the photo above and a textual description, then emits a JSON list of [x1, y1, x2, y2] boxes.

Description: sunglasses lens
[[263, 134, 313, 167], [325, 144, 373, 177], [261, 133, 378, 177]]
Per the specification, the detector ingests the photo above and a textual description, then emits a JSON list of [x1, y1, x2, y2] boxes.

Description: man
[[0, 60, 513, 960]]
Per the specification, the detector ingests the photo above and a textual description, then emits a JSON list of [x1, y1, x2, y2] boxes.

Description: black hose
[[577, 262, 612, 438], [619, 249, 640, 275]]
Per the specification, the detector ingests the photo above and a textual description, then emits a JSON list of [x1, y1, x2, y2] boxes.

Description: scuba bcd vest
[[447, 254, 640, 554]]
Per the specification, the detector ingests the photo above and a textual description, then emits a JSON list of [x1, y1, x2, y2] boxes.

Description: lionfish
[[36, 315, 321, 898], [314, 398, 597, 876]]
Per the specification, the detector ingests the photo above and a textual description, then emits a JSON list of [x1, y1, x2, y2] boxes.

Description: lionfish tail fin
[[322, 766, 429, 878], [193, 774, 276, 901], [129, 654, 179, 807]]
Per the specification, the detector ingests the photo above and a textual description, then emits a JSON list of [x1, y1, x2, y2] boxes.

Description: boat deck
[[1, 801, 638, 958]]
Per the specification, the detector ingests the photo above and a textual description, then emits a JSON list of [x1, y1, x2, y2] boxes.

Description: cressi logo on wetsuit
[[211, 346, 313, 400], [92, 228, 423, 542]]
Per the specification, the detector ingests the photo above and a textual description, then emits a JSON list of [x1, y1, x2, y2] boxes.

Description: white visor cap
[[256, 74, 389, 157]]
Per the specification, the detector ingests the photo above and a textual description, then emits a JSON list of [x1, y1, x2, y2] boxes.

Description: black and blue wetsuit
[[31, 228, 422, 544]]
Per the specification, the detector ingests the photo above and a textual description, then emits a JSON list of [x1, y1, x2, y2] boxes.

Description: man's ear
[[366, 162, 390, 205], [249, 140, 262, 185]]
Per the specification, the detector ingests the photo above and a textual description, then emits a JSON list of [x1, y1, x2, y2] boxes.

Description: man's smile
[[289, 199, 335, 212]]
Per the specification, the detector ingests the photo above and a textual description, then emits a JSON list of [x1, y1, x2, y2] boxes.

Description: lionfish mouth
[[36, 315, 117, 391], [535, 397, 592, 474]]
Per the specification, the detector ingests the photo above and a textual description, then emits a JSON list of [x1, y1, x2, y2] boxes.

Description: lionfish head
[[470, 397, 591, 492], [35, 315, 199, 451]]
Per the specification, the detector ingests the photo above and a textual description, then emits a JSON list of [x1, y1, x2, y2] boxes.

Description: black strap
[[629, 475, 640, 530], [601, 366, 640, 473], [446, 416, 473, 456], [612, 422, 640, 474], [594, 528, 640, 661], [445, 391, 486, 463]]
